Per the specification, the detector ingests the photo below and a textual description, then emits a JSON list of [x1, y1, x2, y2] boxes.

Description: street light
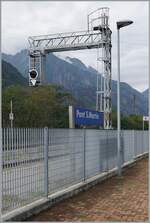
[[117, 20, 133, 176]]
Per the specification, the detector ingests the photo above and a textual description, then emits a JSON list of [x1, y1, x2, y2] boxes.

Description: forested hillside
[[2, 85, 74, 128], [2, 60, 27, 88]]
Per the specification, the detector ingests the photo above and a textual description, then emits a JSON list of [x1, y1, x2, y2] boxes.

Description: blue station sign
[[74, 107, 104, 126]]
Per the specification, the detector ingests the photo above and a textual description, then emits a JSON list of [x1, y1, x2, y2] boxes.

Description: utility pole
[[9, 100, 14, 128]]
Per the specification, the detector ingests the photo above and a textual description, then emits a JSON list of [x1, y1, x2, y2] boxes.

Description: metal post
[[142, 120, 144, 154], [117, 28, 121, 176], [69, 105, 75, 128], [116, 19, 133, 174], [106, 130, 109, 171], [149, 38, 150, 221], [142, 126, 144, 154], [120, 131, 124, 164], [99, 138, 102, 172], [41, 54, 46, 85], [132, 130, 135, 158], [87, 14, 89, 32], [10, 100, 13, 128], [83, 129, 86, 181], [44, 127, 48, 197]]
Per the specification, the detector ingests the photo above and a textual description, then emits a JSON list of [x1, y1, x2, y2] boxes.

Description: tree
[[112, 110, 147, 130], [2, 85, 74, 128]]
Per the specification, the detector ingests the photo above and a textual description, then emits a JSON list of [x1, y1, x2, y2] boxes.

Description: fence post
[[99, 138, 102, 173], [44, 127, 48, 198], [132, 130, 135, 158], [106, 131, 109, 171], [142, 129, 145, 154], [120, 131, 124, 165], [83, 129, 86, 181]]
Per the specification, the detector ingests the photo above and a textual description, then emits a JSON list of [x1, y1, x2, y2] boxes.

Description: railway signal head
[[29, 69, 38, 86]]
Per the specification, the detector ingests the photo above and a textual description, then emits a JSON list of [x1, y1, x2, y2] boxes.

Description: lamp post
[[117, 20, 133, 176]]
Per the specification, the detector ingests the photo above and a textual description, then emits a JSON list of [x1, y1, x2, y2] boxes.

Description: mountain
[[142, 89, 148, 99], [2, 60, 27, 89], [2, 50, 148, 115], [111, 81, 148, 115], [2, 50, 29, 77], [63, 56, 88, 70]]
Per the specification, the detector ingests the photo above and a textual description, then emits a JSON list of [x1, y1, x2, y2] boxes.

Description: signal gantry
[[28, 7, 112, 129]]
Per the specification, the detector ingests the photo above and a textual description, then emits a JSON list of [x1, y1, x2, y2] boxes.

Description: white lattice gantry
[[28, 7, 112, 129]]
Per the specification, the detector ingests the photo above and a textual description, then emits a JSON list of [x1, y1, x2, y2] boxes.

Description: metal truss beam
[[28, 30, 111, 54]]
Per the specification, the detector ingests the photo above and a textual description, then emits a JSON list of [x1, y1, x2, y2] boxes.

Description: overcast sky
[[2, 1, 148, 92]]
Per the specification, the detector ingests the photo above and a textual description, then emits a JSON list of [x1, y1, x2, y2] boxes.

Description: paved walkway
[[30, 158, 148, 222]]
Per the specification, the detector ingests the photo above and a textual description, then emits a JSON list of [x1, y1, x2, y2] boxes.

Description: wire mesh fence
[[2, 128, 45, 213], [2, 128, 149, 215]]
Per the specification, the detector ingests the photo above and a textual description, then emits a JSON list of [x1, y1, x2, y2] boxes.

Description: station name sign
[[74, 107, 104, 126]]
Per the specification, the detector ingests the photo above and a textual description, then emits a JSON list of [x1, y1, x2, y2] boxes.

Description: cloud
[[121, 48, 148, 90], [2, 1, 148, 91]]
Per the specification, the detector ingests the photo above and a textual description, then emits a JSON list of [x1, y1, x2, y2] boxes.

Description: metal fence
[[2, 128, 149, 214]]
